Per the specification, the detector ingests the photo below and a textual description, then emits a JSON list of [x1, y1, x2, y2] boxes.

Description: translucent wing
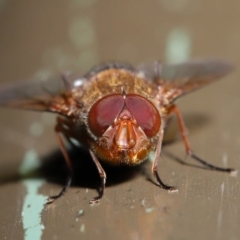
[[0, 72, 86, 114], [137, 60, 233, 103]]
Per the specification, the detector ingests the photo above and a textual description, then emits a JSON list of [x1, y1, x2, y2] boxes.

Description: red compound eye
[[88, 94, 124, 137], [125, 94, 160, 137]]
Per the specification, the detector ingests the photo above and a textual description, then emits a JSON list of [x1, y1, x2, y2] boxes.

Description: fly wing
[[137, 60, 233, 103], [0, 72, 86, 114]]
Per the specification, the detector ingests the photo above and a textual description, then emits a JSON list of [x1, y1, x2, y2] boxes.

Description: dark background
[[0, 1, 240, 239]]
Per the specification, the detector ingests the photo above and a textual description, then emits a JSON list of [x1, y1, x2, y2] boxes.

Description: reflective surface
[[0, 1, 240, 240]]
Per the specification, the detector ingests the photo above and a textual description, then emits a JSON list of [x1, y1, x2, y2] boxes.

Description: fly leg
[[46, 116, 76, 204], [89, 150, 106, 204], [167, 105, 237, 175], [152, 127, 178, 192]]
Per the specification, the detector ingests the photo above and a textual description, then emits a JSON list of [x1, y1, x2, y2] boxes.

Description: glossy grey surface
[[0, 1, 240, 240]]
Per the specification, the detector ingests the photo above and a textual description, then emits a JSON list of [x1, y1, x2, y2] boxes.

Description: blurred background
[[0, 1, 240, 240]]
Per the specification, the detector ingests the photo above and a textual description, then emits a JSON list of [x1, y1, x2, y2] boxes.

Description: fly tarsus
[[188, 151, 237, 176], [153, 170, 178, 193], [46, 174, 72, 204], [89, 177, 106, 204]]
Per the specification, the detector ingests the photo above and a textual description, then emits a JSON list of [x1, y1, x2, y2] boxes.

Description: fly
[[0, 60, 236, 204]]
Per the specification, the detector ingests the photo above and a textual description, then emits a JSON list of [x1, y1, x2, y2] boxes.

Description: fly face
[[0, 60, 236, 204], [87, 92, 161, 165]]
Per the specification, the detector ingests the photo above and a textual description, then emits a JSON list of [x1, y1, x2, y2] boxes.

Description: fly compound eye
[[88, 94, 124, 137], [125, 94, 161, 137]]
